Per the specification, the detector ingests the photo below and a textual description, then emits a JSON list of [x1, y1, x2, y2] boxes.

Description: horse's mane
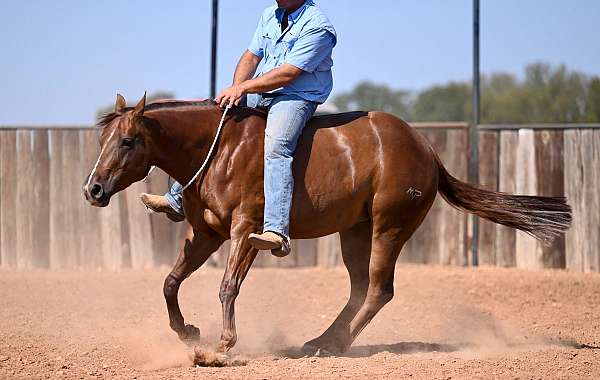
[[96, 99, 219, 128], [96, 99, 266, 129]]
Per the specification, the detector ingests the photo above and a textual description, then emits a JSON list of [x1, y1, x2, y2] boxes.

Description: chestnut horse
[[83, 94, 571, 355]]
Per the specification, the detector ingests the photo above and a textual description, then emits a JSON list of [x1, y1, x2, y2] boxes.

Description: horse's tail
[[433, 152, 572, 243]]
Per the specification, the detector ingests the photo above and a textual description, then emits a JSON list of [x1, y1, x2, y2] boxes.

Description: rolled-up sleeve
[[284, 28, 335, 73], [248, 15, 264, 58]]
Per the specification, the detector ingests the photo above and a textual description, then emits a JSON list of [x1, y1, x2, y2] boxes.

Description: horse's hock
[[0, 124, 598, 272]]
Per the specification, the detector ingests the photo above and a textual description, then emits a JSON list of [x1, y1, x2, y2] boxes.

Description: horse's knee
[[163, 274, 181, 301], [264, 134, 293, 159], [219, 280, 238, 304]]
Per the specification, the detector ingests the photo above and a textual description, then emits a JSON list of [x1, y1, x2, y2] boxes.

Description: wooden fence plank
[[317, 233, 342, 267], [15, 130, 35, 268], [593, 131, 600, 272], [402, 130, 446, 264], [477, 131, 498, 265], [438, 129, 468, 266], [98, 192, 125, 270], [61, 131, 83, 267], [147, 173, 180, 266], [564, 129, 600, 273], [564, 130, 583, 271], [0, 131, 17, 268], [295, 239, 318, 267], [581, 130, 599, 272], [496, 131, 517, 267], [125, 181, 155, 269], [49, 130, 67, 268], [31, 130, 50, 268], [515, 130, 539, 269], [78, 130, 104, 269], [534, 130, 566, 268]]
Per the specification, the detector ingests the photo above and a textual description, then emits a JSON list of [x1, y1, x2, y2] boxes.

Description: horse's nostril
[[90, 183, 104, 200]]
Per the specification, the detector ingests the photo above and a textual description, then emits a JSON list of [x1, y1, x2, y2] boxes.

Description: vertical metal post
[[470, 0, 481, 266], [210, 0, 219, 99]]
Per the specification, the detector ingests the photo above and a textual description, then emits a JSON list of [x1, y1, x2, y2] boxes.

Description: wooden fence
[[1, 124, 598, 272], [477, 125, 600, 273], [0, 123, 469, 270]]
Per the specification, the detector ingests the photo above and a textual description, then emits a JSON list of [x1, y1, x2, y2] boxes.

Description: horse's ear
[[115, 93, 127, 113], [133, 91, 146, 116]]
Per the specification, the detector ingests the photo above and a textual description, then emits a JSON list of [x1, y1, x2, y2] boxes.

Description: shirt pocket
[[262, 33, 275, 59], [281, 31, 299, 55]]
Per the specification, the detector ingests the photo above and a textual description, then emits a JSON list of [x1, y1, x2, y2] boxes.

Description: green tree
[[333, 81, 411, 119], [333, 62, 599, 124], [585, 77, 600, 121], [413, 82, 471, 122]]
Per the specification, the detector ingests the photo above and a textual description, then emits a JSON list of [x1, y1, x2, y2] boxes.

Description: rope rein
[[172, 104, 232, 195]]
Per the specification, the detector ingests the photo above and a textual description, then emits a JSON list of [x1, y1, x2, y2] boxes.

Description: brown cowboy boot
[[139, 193, 185, 222], [248, 231, 291, 257]]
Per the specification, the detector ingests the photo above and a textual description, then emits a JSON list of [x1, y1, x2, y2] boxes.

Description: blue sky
[[1, 0, 599, 125]]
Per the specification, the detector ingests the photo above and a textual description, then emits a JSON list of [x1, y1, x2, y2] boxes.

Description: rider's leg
[[140, 181, 185, 222], [247, 94, 318, 256], [163, 181, 185, 215]]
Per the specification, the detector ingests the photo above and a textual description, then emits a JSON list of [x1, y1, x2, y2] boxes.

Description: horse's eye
[[121, 138, 135, 149]]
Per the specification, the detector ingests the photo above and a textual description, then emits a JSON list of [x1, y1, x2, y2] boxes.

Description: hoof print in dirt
[[193, 347, 247, 368], [179, 324, 201, 345]]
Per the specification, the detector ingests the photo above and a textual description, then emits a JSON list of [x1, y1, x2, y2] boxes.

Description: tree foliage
[[333, 63, 600, 124], [333, 82, 411, 120]]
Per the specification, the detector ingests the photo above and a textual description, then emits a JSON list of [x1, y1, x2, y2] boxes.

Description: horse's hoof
[[301, 342, 319, 356], [179, 324, 201, 345], [301, 343, 336, 357], [302, 337, 347, 357]]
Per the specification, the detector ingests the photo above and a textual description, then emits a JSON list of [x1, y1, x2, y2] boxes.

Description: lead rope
[[172, 103, 232, 195]]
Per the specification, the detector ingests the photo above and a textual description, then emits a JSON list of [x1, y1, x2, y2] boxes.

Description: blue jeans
[[166, 93, 318, 239]]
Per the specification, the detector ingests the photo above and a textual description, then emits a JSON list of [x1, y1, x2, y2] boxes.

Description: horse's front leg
[[164, 229, 224, 344], [217, 224, 259, 352]]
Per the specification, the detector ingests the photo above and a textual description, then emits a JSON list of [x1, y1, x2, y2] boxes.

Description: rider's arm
[[239, 64, 303, 93], [215, 64, 302, 107], [233, 50, 262, 86]]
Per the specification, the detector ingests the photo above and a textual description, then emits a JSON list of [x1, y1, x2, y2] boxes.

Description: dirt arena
[[0, 263, 598, 379]]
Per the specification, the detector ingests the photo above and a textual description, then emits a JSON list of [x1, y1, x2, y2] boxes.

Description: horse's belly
[[288, 177, 370, 239]]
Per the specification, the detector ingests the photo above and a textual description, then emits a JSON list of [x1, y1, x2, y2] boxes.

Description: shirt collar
[[275, 0, 312, 24]]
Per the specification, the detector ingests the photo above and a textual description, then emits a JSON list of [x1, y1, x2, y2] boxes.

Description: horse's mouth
[[88, 198, 110, 207]]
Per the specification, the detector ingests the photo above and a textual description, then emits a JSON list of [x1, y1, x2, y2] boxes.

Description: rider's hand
[[215, 84, 245, 108]]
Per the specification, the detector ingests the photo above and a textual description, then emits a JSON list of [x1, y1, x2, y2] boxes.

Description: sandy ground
[[0, 264, 599, 379]]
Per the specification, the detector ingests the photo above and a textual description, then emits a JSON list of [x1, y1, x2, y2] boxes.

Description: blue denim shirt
[[248, 1, 337, 104]]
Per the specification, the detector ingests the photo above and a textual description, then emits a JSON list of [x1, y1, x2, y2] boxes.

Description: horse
[[83, 93, 571, 355]]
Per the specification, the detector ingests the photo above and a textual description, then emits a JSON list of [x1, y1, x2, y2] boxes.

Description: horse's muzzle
[[83, 182, 110, 207]]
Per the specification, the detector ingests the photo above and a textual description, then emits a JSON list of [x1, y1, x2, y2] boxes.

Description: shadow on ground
[[276, 338, 600, 359], [277, 341, 460, 359]]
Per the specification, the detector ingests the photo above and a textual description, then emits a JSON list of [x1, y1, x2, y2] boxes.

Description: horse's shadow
[[275, 339, 600, 359], [276, 341, 461, 359]]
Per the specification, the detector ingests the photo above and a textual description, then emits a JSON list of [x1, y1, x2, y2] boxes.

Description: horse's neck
[[148, 108, 221, 185]]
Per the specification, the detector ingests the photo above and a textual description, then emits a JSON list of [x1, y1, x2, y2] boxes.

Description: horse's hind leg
[[302, 221, 372, 355], [345, 228, 405, 349], [164, 230, 224, 343]]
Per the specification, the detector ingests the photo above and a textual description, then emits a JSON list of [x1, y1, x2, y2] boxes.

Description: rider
[[140, 0, 336, 257]]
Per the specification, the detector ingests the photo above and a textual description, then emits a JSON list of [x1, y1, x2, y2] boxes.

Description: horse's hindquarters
[[288, 112, 438, 240]]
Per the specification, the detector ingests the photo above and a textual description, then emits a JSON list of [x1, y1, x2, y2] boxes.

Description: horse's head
[[83, 93, 155, 207]]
